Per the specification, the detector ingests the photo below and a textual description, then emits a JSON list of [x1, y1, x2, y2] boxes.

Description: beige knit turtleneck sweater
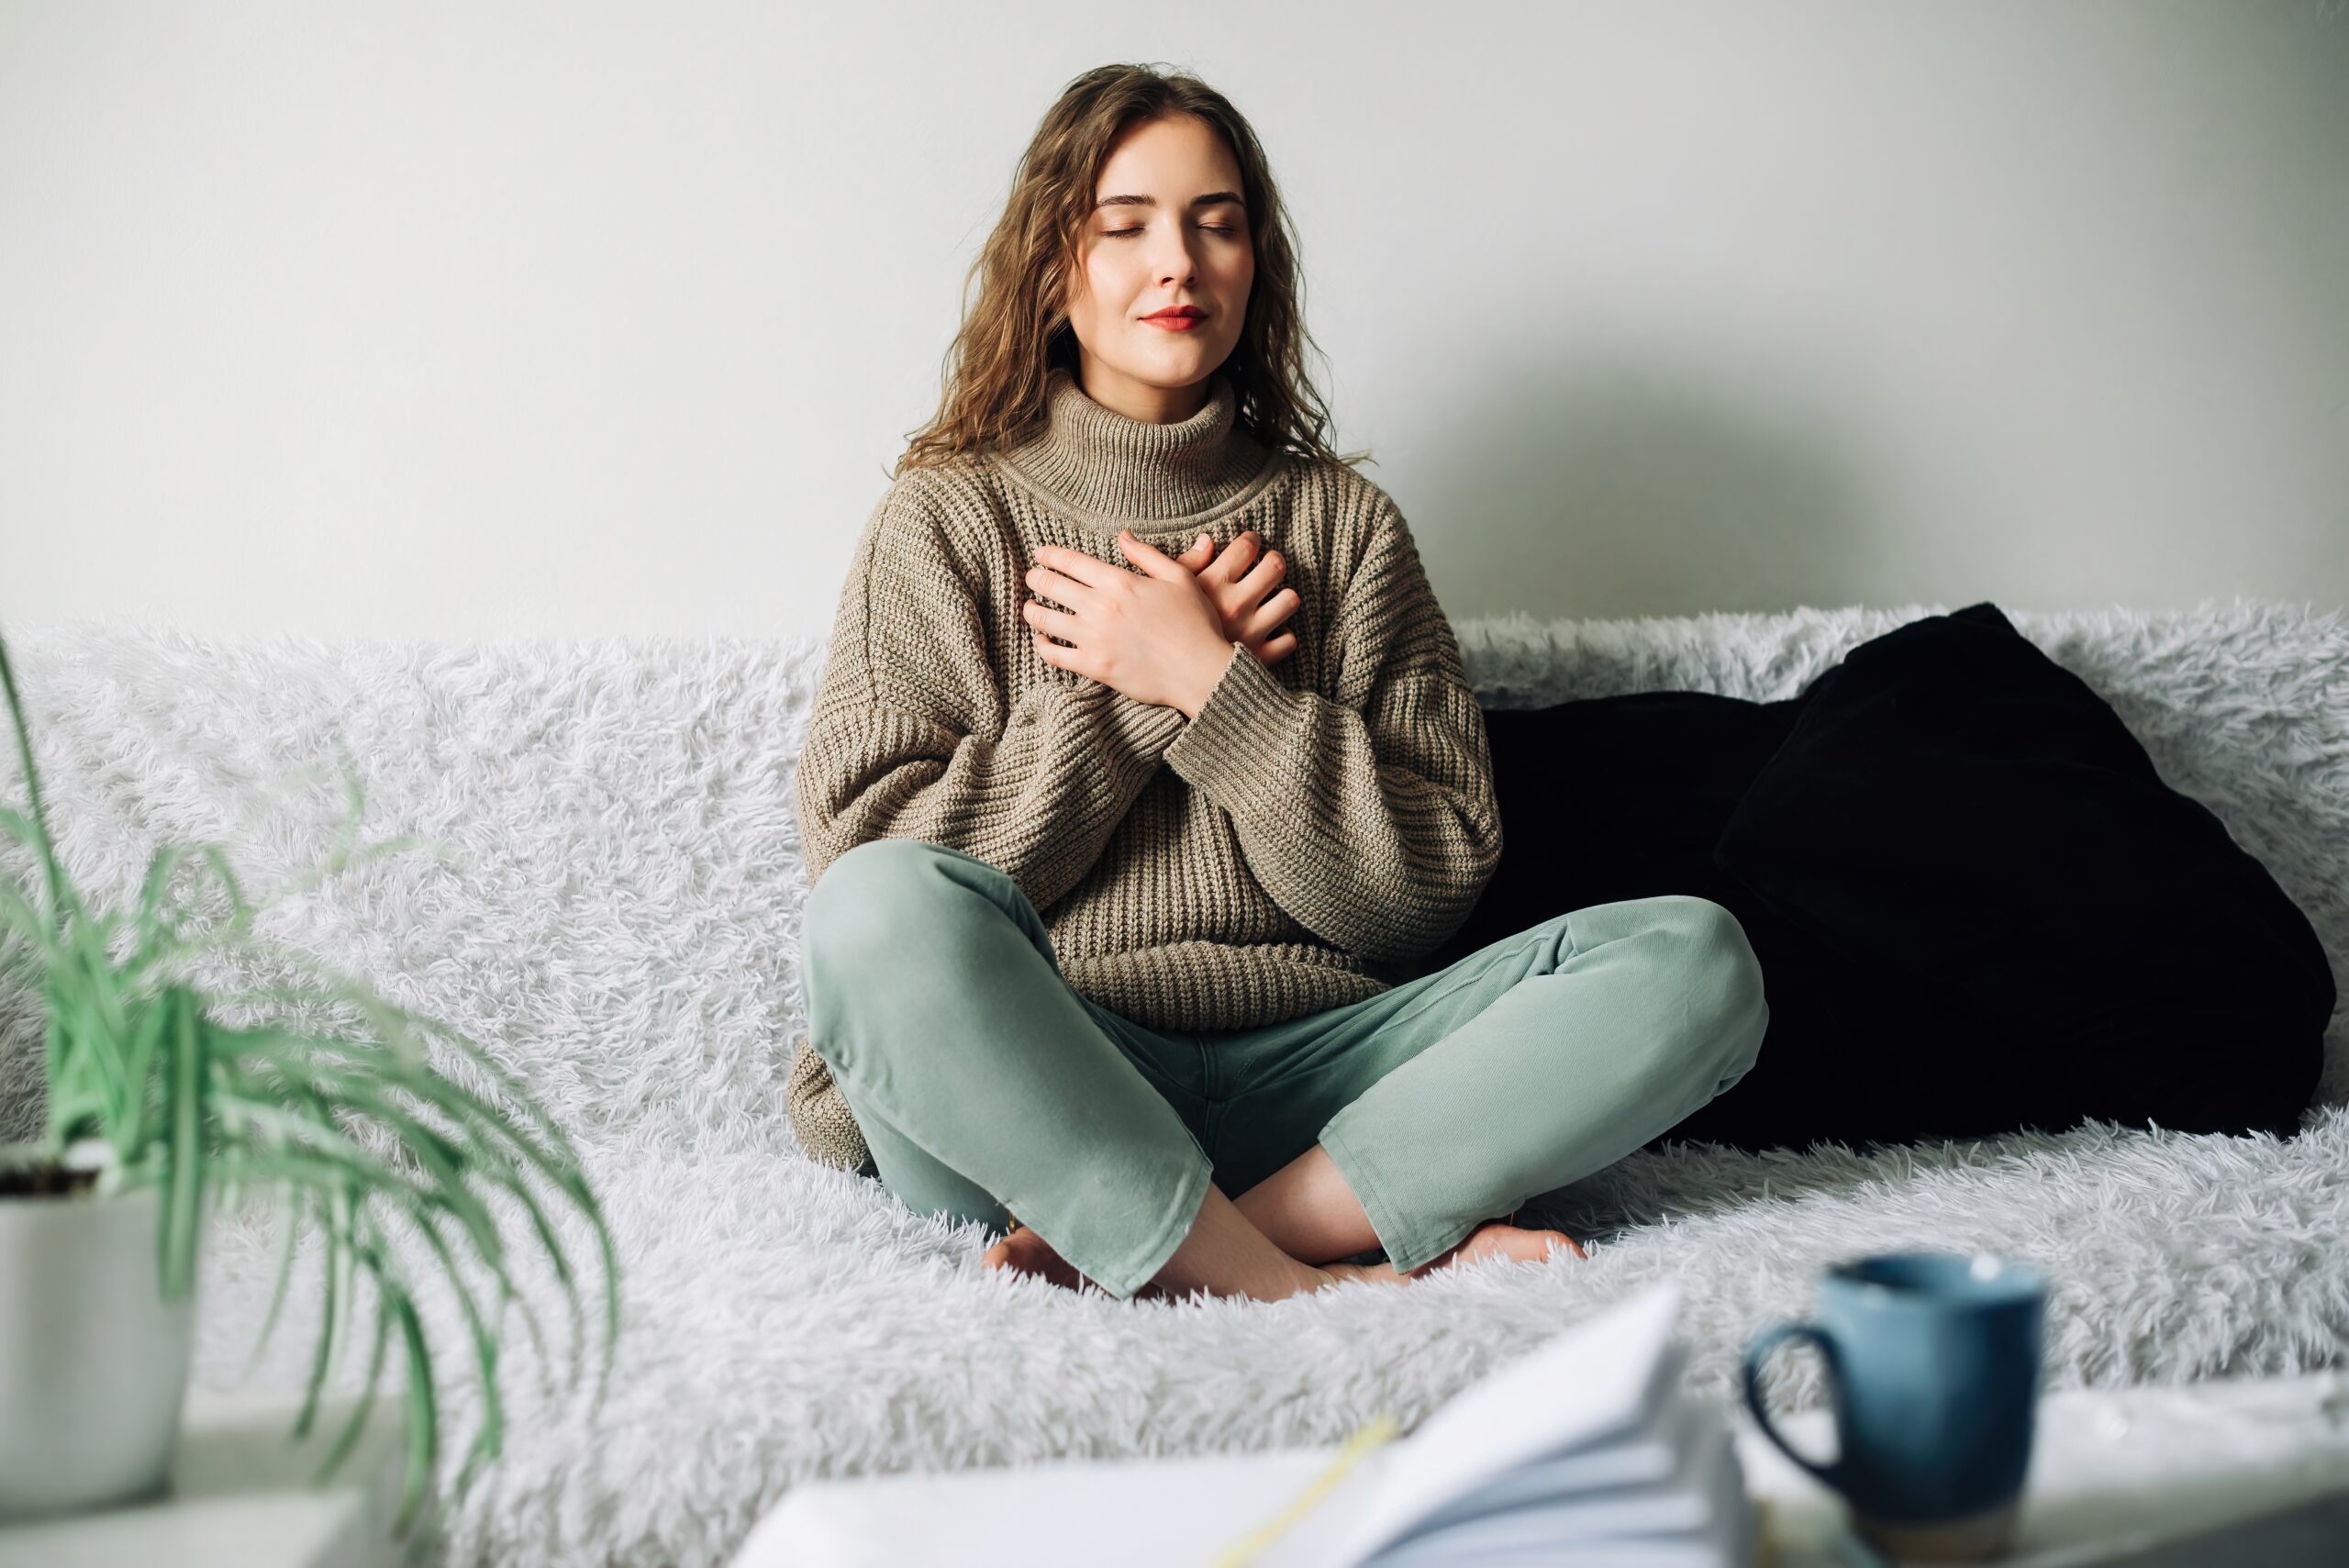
[[785, 364, 1501, 1175]]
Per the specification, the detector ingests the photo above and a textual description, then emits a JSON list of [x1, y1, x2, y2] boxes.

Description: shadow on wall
[[1417, 341, 1886, 620]]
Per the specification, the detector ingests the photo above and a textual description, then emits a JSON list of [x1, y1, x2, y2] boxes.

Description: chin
[[1139, 342, 1230, 375]]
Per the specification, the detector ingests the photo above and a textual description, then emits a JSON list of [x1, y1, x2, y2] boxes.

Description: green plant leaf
[[114, 830, 451, 1000], [132, 840, 250, 975], [217, 1029, 581, 1390], [248, 1171, 448, 1549], [238, 1043, 563, 1389], [203, 967, 621, 1405], [385, 1269, 440, 1536], [109, 992, 170, 1162], [201, 1113, 531, 1525], [0, 630, 76, 933], [227, 1157, 433, 1507], [159, 987, 207, 1302], [237, 1174, 308, 1384], [401, 1207, 504, 1505], [234, 1060, 557, 1393], [0, 864, 59, 962], [3, 628, 622, 1541]]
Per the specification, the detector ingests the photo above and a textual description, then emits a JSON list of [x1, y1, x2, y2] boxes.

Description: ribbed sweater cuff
[[1163, 639, 1308, 804], [1099, 682, 1192, 763]]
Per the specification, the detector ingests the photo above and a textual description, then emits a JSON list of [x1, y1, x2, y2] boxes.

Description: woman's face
[[1063, 114, 1253, 424]]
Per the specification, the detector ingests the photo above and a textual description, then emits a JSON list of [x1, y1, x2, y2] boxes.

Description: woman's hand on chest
[[1173, 528, 1300, 669], [1021, 530, 1290, 717]]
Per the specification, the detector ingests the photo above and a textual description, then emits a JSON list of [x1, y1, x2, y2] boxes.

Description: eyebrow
[[1093, 190, 1247, 211]]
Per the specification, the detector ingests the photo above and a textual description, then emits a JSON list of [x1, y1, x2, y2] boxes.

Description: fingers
[[1235, 586, 1299, 640], [1233, 546, 1285, 604], [1115, 529, 1199, 584], [1020, 597, 1083, 642], [1196, 529, 1265, 586], [1027, 546, 1124, 594], [1074, 532, 1281, 583], [1034, 536, 1295, 675]]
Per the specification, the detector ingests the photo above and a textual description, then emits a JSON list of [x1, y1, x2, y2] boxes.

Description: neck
[[995, 365, 1278, 533]]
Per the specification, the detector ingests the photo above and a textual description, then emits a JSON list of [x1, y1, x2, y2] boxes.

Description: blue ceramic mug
[[1742, 1251, 2049, 1562]]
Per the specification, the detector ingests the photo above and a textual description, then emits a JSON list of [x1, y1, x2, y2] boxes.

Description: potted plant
[[0, 627, 622, 1557]]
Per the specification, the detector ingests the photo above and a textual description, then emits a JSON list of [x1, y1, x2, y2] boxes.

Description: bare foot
[[982, 1223, 1082, 1290], [1408, 1218, 1586, 1277], [984, 1214, 1582, 1299], [1316, 1219, 1586, 1288], [981, 1221, 1176, 1300]]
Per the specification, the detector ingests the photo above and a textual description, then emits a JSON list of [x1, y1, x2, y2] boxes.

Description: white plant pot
[[0, 1154, 196, 1519]]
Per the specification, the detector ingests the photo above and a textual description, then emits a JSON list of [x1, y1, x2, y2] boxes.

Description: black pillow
[[1430, 684, 1932, 1150], [1709, 601, 2330, 1141], [1430, 603, 2332, 1152], [1431, 688, 1798, 941]]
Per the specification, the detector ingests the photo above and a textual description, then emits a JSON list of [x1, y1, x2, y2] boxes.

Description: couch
[[2, 601, 2343, 1568]]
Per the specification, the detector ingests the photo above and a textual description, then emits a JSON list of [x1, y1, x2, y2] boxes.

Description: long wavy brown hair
[[894, 63, 1371, 478]]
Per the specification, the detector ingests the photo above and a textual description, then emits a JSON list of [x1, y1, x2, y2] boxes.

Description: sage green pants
[[803, 838, 1767, 1300]]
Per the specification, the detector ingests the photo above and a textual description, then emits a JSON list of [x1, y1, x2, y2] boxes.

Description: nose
[[1152, 228, 1200, 289]]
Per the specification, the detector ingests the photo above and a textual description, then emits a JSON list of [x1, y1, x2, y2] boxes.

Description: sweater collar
[[994, 365, 1280, 533]]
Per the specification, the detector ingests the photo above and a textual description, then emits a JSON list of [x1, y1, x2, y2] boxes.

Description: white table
[[0, 1386, 413, 1568], [732, 1371, 2349, 1567], [1750, 1370, 2349, 1566]]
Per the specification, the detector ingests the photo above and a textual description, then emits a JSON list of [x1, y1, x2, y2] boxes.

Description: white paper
[[732, 1448, 1350, 1568], [1308, 1281, 1686, 1567], [1401, 1351, 1698, 1529], [729, 1282, 1711, 1568]]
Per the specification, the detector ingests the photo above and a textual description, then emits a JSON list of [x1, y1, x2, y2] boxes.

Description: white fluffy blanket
[[1, 601, 2343, 1568]]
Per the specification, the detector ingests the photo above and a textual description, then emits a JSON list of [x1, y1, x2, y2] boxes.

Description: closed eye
[[1107, 226, 1242, 238]]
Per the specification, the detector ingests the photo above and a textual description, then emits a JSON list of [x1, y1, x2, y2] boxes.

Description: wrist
[[1176, 639, 1241, 720]]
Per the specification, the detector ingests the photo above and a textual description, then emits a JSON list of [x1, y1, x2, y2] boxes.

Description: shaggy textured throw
[[1, 602, 2343, 1568]]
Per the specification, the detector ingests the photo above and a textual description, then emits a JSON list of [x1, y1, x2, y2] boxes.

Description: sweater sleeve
[[1160, 496, 1501, 965], [795, 480, 1190, 911]]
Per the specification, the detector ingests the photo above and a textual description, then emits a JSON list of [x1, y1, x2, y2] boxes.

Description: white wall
[[2, 0, 2343, 642]]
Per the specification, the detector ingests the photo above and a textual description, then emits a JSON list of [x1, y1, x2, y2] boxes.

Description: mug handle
[[1742, 1322, 1847, 1490]]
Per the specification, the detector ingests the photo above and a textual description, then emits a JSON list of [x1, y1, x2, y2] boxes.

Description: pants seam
[[831, 1035, 1213, 1298], [1097, 1147, 1213, 1301], [1320, 1118, 1468, 1276], [814, 1043, 1011, 1228]]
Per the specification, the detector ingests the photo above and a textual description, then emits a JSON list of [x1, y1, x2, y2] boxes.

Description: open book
[[1239, 1282, 1748, 1568], [734, 1283, 1749, 1568]]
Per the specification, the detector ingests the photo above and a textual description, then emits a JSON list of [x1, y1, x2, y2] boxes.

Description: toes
[[1524, 1229, 1585, 1262], [1514, 1228, 1575, 1262], [985, 1228, 1095, 1293], [1443, 1220, 1587, 1268], [982, 1230, 1040, 1275], [1523, 1225, 1586, 1261]]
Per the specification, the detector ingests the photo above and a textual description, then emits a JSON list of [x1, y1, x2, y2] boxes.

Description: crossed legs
[[806, 839, 1764, 1304]]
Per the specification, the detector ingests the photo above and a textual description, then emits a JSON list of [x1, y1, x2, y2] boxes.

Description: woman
[[790, 64, 1769, 1303]]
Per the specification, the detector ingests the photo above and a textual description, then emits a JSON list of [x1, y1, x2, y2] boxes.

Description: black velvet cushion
[[1424, 602, 2332, 1151]]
